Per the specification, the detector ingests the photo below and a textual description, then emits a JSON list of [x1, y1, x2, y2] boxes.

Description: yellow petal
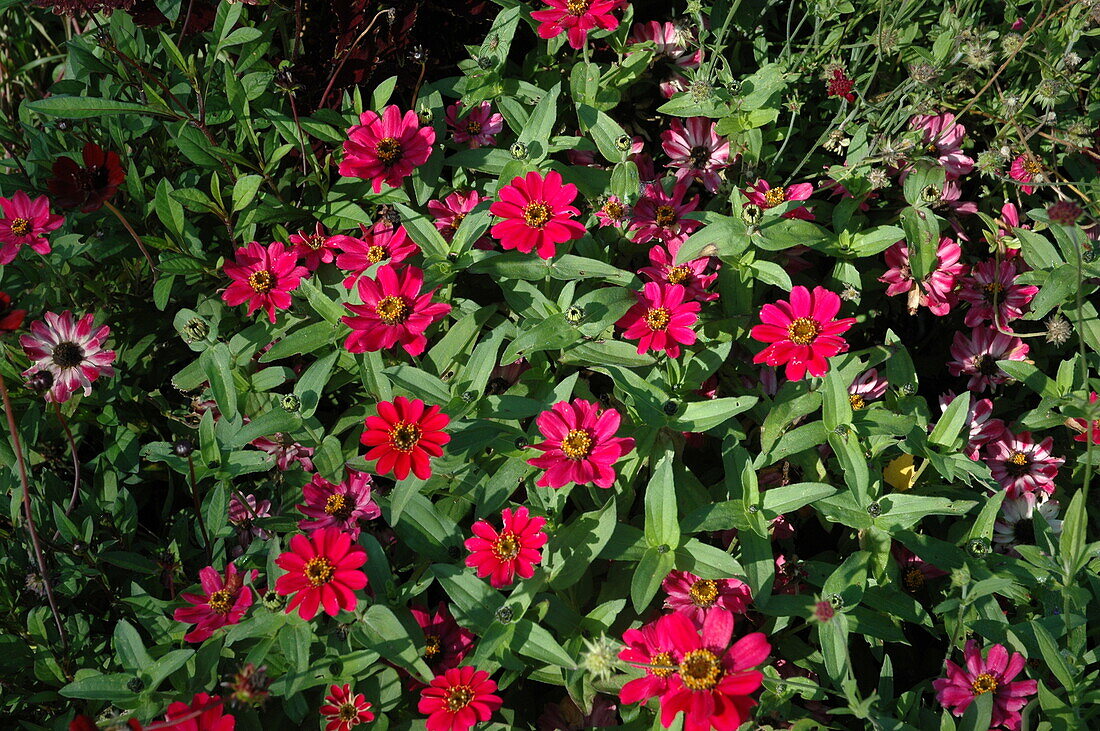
[[884, 453, 916, 492]]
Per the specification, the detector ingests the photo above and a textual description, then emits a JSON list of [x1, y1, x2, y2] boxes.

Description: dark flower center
[[560, 429, 593, 459], [523, 201, 552, 228], [974, 354, 999, 376], [654, 205, 677, 227], [366, 245, 387, 264], [389, 421, 422, 452], [324, 493, 354, 520], [688, 145, 710, 167], [447, 212, 467, 233], [52, 341, 85, 368], [1022, 157, 1042, 176], [689, 579, 719, 607], [602, 200, 625, 221], [303, 557, 336, 587], [376, 137, 403, 166], [763, 187, 787, 207], [465, 120, 482, 135], [787, 317, 820, 345], [679, 649, 722, 690], [338, 703, 360, 721], [650, 651, 676, 677], [1006, 450, 1031, 475], [444, 685, 474, 712], [903, 567, 925, 592], [208, 588, 233, 614], [248, 270, 276, 294], [644, 307, 671, 331], [375, 295, 410, 325], [10, 218, 32, 236], [971, 673, 998, 695]]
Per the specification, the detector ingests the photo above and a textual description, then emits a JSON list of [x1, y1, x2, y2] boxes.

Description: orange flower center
[[448, 212, 467, 232], [666, 266, 691, 285], [445, 685, 475, 712], [424, 634, 442, 659], [679, 649, 722, 690], [375, 295, 410, 325], [376, 137, 403, 166], [650, 651, 676, 678], [10, 218, 31, 236], [565, 0, 591, 15], [1022, 157, 1042, 176], [644, 307, 671, 331], [984, 281, 1003, 294], [971, 673, 998, 695], [389, 421, 422, 452], [849, 393, 865, 410], [523, 201, 553, 229], [303, 557, 336, 587], [466, 120, 482, 135], [787, 317, 820, 345], [492, 531, 521, 560], [689, 579, 719, 607], [655, 205, 677, 227], [305, 235, 325, 250], [602, 199, 625, 220], [560, 429, 593, 459], [248, 270, 276, 294], [763, 187, 787, 207], [324, 493, 353, 520], [208, 588, 233, 614], [1009, 451, 1029, 466]]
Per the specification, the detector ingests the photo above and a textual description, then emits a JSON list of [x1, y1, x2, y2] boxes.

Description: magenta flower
[[629, 20, 701, 67], [411, 602, 475, 673], [879, 237, 964, 316], [891, 544, 948, 593], [297, 470, 381, 539], [947, 326, 1029, 392], [594, 195, 630, 228], [174, 563, 254, 643], [910, 113, 974, 178], [618, 618, 680, 706], [750, 286, 856, 381], [0, 190, 64, 264], [939, 391, 1006, 460], [848, 368, 889, 410], [1009, 154, 1042, 195], [222, 241, 309, 324], [628, 182, 702, 246], [662, 570, 752, 626], [289, 222, 339, 270], [616, 282, 700, 359], [530, 0, 625, 50], [489, 170, 586, 259], [984, 431, 1064, 498], [20, 311, 116, 403], [333, 221, 419, 289], [339, 105, 436, 194], [343, 264, 452, 356], [275, 528, 368, 621], [933, 640, 1037, 730], [958, 259, 1038, 328], [742, 180, 815, 220], [661, 117, 730, 192], [445, 101, 504, 149], [252, 432, 315, 471], [464, 506, 548, 588], [639, 239, 718, 302], [427, 190, 490, 248], [527, 399, 636, 489]]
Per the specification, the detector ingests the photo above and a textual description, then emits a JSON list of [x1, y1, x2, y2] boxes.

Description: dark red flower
[[48, 142, 126, 212], [32, 0, 133, 15], [0, 292, 27, 333], [826, 68, 856, 102]]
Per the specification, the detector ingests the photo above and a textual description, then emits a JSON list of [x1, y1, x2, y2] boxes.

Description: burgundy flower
[[48, 142, 126, 212]]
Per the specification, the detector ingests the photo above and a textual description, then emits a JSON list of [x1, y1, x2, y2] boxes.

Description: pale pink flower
[[879, 237, 964, 316], [661, 117, 730, 192], [947, 326, 1029, 392]]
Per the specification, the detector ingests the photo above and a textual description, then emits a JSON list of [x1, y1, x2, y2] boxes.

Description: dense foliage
[[1, 0, 1099, 729]]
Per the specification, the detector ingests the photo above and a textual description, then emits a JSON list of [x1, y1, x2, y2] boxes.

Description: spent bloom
[[628, 182, 702, 246], [947, 326, 1029, 392], [274, 528, 368, 621], [320, 684, 375, 731], [0, 190, 64, 264], [616, 282, 701, 359], [984, 431, 1064, 498], [252, 432, 315, 472], [428, 190, 486, 243], [334, 221, 419, 289], [932, 640, 1037, 730], [958, 259, 1038, 328], [418, 666, 503, 731], [527, 399, 636, 489], [339, 105, 436, 194], [445, 101, 504, 149], [750, 286, 856, 381], [20, 311, 116, 403], [848, 368, 889, 410], [296, 470, 381, 539], [342, 264, 452, 357], [530, 0, 625, 50], [228, 493, 273, 540], [742, 180, 815, 221], [629, 21, 701, 67], [465, 505, 548, 588], [360, 396, 451, 480], [661, 117, 730, 192], [662, 571, 752, 626], [879, 238, 964, 316], [222, 241, 309, 324], [993, 493, 1062, 553], [174, 563, 254, 643], [489, 170, 586, 259]]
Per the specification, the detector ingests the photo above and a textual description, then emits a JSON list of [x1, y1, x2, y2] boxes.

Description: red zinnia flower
[[933, 640, 1037, 731], [160, 692, 235, 731], [274, 528, 368, 621], [48, 142, 126, 212], [662, 571, 752, 626], [617, 282, 700, 358], [489, 170, 586, 259], [339, 105, 436, 194], [418, 666, 502, 731], [0, 190, 64, 264], [750, 286, 855, 380], [289, 222, 340, 270], [464, 505, 548, 588], [619, 618, 680, 706], [1067, 392, 1100, 445], [222, 241, 309, 323], [174, 563, 254, 643], [628, 182, 702, 246], [320, 684, 375, 731], [527, 399, 636, 489], [412, 603, 476, 673], [333, 221, 419, 289], [947, 326, 1029, 392], [343, 264, 451, 356], [0, 292, 27, 333], [825, 68, 856, 102], [360, 396, 451, 480], [742, 180, 815, 220], [20, 310, 116, 403], [297, 470, 381, 539], [639, 241, 718, 302], [531, 0, 625, 50]]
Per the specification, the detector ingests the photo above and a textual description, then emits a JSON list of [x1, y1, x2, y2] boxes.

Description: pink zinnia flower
[[361, 396, 451, 480], [321, 684, 375, 731], [289, 222, 339, 270], [750, 286, 856, 381], [619, 617, 680, 706], [594, 195, 630, 228], [848, 368, 888, 410], [993, 493, 1062, 553], [743, 179, 815, 220], [527, 399, 636, 489], [252, 432, 314, 471], [274, 528, 368, 621], [629, 21, 700, 67], [639, 240, 718, 302], [334, 222, 419, 289], [411, 603, 475, 673], [984, 431, 1063, 498], [161, 692, 236, 731], [653, 609, 771, 731], [939, 392, 1006, 460], [1009, 154, 1042, 195], [20, 310, 116, 403], [418, 666, 502, 731], [297, 470, 381, 539], [445, 101, 504, 149], [0, 190, 64, 264], [489, 170, 586, 259], [222, 241, 308, 324], [892, 544, 948, 593], [465, 505, 548, 588], [428, 190, 486, 243], [339, 105, 436, 194], [174, 563, 254, 643], [530, 0, 624, 50], [661, 117, 730, 192], [958, 259, 1038, 328], [910, 113, 974, 178], [617, 282, 700, 359], [662, 571, 752, 626], [228, 493, 272, 540], [878, 237, 964, 316], [947, 326, 1029, 392], [1067, 392, 1100, 445], [933, 640, 1037, 730], [628, 182, 702, 246], [342, 264, 451, 357]]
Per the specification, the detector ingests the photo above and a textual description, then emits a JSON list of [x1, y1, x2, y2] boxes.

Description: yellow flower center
[[492, 531, 521, 560], [565, 0, 591, 15], [10, 218, 31, 236], [971, 673, 998, 695], [424, 634, 442, 659], [679, 649, 722, 691], [376, 137, 403, 166], [1022, 157, 1042, 176], [763, 187, 787, 207], [523, 201, 553, 229], [644, 307, 671, 331], [248, 270, 276, 294], [561, 429, 593, 460], [445, 685, 474, 712], [303, 557, 336, 587], [366, 245, 387, 264], [466, 120, 482, 135], [447, 212, 467, 232], [338, 703, 360, 721], [602, 200, 625, 221], [389, 421, 422, 452], [787, 317, 820, 345], [650, 651, 676, 677], [375, 295, 410, 325], [903, 567, 925, 592], [305, 235, 325, 250], [689, 579, 719, 607], [654, 205, 677, 227], [324, 493, 353, 520], [666, 266, 691, 285], [849, 393, 865, 410], [1009, 451, 1029, 466], [984, 281, 1003, 294], [208, 588, 233, 614]]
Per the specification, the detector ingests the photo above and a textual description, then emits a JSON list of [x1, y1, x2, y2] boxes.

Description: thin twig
[[51, 402, 81, 543], [103, 200, 158, 280], [186, 454, 212, 560]]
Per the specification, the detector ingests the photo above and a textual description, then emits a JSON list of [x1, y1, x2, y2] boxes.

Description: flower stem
[[186, 453, 213, 560], [103, 199, 158, 280], [50, 401, 81, 543]]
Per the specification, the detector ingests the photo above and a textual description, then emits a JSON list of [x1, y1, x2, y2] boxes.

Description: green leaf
[[227, 408, 301, 448], [200, 343, 238, 419], [576, 104, 627, 163], [511, 619, 576, 668], [957, 689, 993, 731], [25, 96, 171, 119], [631, 547, 675, 613], [670, 396, 757, 432], [360, 605, 434, 683], [1031, 621, 1075, 693], [822, 368, 853, 432], [294, 351, 338, 418], [388, 475, 428, 526], [394, 202, 450, 262], [929, 391, 970, 447], [232, 174, 264, 212], [547, 497, 617, 590], [644, 450, 680, 549], [113, 620, 152, 672], [1059, 489, 1087, 578], [966, 491, 1006, 543], [900, 206, 940, 281], [818, 615, 850, 684], [59, 673, 135, 701], [995, 360, 1060, 399], [516, 83, 561, 157]]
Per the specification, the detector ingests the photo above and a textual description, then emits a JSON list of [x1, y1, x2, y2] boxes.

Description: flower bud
[[173, 439, 195, 458]]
